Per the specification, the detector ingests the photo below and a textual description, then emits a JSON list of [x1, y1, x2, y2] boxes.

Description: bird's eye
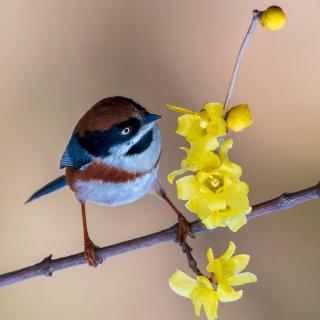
[[121, 127, 131, 135]]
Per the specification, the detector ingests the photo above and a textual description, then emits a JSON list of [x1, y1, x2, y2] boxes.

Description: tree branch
[[179, 242, 204, 277], [0, 182, 319, 288]]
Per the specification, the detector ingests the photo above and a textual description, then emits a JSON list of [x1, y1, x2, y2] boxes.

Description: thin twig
[[0, 182, 319, 288], [224, 10, 260, 110], [179, 242, 203, 277]]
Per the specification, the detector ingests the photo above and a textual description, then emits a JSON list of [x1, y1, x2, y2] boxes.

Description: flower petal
[[227, 272, 257, 287], [192, 292, 202, 316], [206, 119, 227, 137], [194, 135, 219, 151], [176, 175, 198, 200], [225, 181, 250, 209], [192, 287, 218, 319], [220, 241, 236, 260], [203, 292, 219, 320], [202, 213, 225, 229], [180, 147, 220, 172], [218, 281, 243, 302], [167, 104, 195, 114], [206, 193, 227, 212], [167, 168, 187, 184], [207, 259, 222, 277], [230, 254, 250, 273], [207, 248, 214, 263], [220, 138, 233, 162], [176, 114, 202, 138], [196, 275, 214, 289], [186, 196, 212, 220], [204, 102, 224, 118], [219, 161, 242, 178], [220, 259, 237, 278], [198, 151, 221, 172], [169, 270, 197, 298], [226, 215, 248, 232]]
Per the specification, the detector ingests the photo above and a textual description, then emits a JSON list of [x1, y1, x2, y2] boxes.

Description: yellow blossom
[[167, 102, 228, 183], [259, 6, 286, 31], [168, 137, 233, 184], [167, 103, 252, 231], [169, 270, 219, 320], [176, 140, 251, 232], [226, 104, 253, 132], [169, 243, 257, 318], [207, 242, 257, 302], [168, 146, 220, 183], [167, 102, 227, 147]]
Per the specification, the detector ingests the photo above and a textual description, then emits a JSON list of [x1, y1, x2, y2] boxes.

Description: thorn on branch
[[39, 254, 53, 277]]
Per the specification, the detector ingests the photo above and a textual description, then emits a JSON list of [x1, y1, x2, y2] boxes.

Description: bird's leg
[[151, 180, 194, 244], [162, 192, 195, 244], [80, 202, 102, 267]]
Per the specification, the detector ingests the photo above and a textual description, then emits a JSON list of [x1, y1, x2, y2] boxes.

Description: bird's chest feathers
[[67, 160, 158, 206]]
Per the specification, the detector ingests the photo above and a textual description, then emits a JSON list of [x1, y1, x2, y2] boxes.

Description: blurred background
[[0, 0, 319, 319]]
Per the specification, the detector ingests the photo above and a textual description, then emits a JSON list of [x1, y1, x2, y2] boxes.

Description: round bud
[[226, 104, 253, 132], [259, 6, 286, 31]]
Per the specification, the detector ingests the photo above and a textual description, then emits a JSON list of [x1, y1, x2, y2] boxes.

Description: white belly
[[74, 169, 157, 206]]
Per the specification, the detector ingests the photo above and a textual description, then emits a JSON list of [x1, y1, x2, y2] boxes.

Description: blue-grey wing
[[60, 133, 93, 169]]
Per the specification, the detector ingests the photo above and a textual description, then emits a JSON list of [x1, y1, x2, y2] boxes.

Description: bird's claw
[[177, 215, 195, 244], [84, 239, 103, 267]]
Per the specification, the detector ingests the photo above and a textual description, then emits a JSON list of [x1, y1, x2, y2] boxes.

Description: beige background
[[0, 0, 319, 319]]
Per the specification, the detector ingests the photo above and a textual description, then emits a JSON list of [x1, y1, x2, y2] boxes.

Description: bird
[[26, 96, 193, 266]]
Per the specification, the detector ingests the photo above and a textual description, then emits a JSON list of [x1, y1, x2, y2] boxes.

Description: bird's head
[[75, 96, 161, 158]]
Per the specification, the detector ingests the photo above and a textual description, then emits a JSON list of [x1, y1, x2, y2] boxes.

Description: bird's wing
[[60, 133, 93, 169]]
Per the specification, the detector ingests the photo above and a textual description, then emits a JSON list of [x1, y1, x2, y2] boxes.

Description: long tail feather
[[25, 175, 67, 203]]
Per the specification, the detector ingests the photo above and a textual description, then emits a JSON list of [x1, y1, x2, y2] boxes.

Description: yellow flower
[[167, 102, 227, 146], [169, 243, 257, 318], [226, 104, 253, 132], [167, 102, 228, 183], [169, 270, 219, 320], [259, 6, 286, 31], [168, 146, 220, 183], [176, 140, 251, 232], [207, 242, 257, 302], [167, 138, 233, 184], [167, 103, 252, 231]]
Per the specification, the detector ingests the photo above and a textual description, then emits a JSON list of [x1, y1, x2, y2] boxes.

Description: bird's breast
[[66, 158, 159, 206]]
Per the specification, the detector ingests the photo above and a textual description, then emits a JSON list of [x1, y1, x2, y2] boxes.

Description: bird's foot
[[177, 215, 195, 244], [84, 239, 103, 267]]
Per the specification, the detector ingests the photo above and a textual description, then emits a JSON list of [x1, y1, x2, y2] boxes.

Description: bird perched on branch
[[26, 96, 193, 266]]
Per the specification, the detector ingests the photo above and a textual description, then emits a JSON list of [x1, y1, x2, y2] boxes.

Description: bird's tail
[[25, 175, 67, 203]]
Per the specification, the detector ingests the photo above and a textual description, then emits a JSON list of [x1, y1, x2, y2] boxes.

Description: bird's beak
[[144, 113, 161, 124]]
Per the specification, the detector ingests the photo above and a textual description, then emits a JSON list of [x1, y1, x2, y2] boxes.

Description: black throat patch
[[126, 129, 153, 156]]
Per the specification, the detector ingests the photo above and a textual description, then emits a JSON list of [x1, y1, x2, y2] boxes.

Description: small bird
[[27, 96, 192, 266]]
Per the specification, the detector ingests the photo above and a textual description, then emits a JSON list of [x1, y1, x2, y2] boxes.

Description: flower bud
[[259, 6, 286, 31], [226, 104, 253, 132]]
